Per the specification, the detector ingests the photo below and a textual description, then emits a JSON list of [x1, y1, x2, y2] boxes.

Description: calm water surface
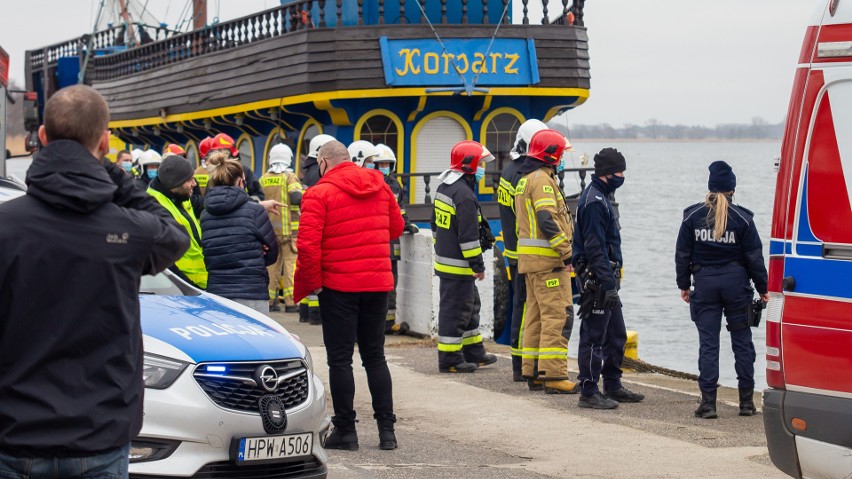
[[565, 141, 777, 390]]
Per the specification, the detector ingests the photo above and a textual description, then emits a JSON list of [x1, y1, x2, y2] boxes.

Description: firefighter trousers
[[437, 277, 487, 368], [268, 236, 297, 306], [522, 269, 571, 380], [508, 263, 526, 374]]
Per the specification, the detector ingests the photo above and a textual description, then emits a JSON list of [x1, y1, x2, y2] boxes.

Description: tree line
[[551, 118, 784, 140]]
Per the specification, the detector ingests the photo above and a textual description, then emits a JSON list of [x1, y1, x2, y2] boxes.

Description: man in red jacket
[[294, 140, 404, 452]]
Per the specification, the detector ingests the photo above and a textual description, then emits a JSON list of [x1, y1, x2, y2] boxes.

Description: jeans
[[318, 287, 394, 422], [0, 444, 129, 479]]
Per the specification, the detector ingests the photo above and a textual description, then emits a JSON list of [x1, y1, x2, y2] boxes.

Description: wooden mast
[[118, 0, 137, 47], [193, 0, 207, 30]]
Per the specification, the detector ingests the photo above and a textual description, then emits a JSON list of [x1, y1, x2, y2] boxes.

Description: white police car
[[0, 182, 330, 478]]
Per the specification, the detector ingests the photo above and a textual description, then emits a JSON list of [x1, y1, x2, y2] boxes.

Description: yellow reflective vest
[[194, 165, 209, 195], [147, 187, 208, 288], [514, 167, 573, 274]]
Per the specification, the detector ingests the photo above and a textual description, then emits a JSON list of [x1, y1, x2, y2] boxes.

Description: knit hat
[[708, 161, 736, 192], [158, 154, 195, 189], [594, 148, 627, 176]]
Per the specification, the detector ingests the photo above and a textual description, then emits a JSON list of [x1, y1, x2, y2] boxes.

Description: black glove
[[603, 289, 621, 309], [404, 224, 420, 234]]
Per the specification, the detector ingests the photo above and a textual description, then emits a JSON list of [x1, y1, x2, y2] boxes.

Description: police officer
[[497, 119, 548, 382], [431, 140, 498, 373], [515, 130, 579, 394], [573, 148, 644, 409], [374, 144, 417, 334], [675, 161, 768, 419], [261, 144, 303, 313]]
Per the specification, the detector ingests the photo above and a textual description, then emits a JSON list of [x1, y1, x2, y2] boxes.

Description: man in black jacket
[[0, 85, 189, 476]]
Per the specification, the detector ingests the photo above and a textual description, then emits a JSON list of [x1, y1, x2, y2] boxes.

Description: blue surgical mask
[[556, 157, 567, 174], [378, 166, 391, 175], [365, 163, 376, 169], [121, 162, 133, 173], [608, 175, 625, 190], [475, 166, 486, 182], [147, 169, 158, 180]]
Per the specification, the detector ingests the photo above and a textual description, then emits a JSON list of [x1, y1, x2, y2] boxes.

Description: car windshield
[[139, 272, 200, 296]]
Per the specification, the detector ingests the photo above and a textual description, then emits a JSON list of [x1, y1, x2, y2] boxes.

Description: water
[[564, 141, 777, 390]]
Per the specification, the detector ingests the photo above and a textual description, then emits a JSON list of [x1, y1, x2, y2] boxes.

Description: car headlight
[[142, 353, 188, 389], [303, 347, 314, 372]]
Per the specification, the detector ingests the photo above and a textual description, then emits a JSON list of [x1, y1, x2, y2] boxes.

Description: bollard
[[623, 330, 639, 371]]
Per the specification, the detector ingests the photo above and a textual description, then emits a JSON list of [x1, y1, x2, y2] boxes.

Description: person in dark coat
[[201, 152, 279, 314], [0, 85, 189, 474]]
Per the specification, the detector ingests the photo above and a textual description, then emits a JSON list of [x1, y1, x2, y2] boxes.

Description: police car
[[0, 182, 331, 479]]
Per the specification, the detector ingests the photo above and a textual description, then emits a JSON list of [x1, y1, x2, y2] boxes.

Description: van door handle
[[782, 276, 796, 292]]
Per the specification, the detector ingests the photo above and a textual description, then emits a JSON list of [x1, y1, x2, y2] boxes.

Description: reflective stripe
[[308, 300, 319, 307], [435, 193, 455, 209], [462, 335, 483, 345], [521, 354, 569, 360], [498, 177, 516, 194], [287, 183, 303, 192], [462, 329, 481, 338], [460, 240, 480, 251], [534, 198, 557, 209], [525, 199, 537, 239], [549, 234, 569, 247], [438, 336, 463, 344], [511, 303, 527, 357], [400, 209, 406, 215], [437, 343, 464, 352], [434, 262, 475, 276], [504, 248, 518, 259], [517, 246, 561, 257], [435, 255, 471, 268], [462, 247, 483, 259], [519, 238, 551, 248], [435, 199, 456, 215]]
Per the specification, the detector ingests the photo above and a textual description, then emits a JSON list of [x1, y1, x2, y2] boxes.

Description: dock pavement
[[270, 310, 786, 479]]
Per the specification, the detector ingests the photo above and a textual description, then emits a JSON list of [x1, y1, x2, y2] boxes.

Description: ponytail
[[207, 150, 244, 187], [704, 191, 731, 241]]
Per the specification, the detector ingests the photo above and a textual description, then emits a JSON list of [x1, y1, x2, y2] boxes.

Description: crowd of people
[[0, 85, 771, 474]]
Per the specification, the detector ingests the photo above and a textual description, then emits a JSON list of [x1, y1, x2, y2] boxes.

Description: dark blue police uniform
[[573, 176, 627, 398]]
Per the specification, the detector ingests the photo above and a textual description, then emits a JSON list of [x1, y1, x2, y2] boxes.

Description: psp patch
[[258, 395, 288, 434], [546, 278, 560, 288], [543, 185, 554, 193]]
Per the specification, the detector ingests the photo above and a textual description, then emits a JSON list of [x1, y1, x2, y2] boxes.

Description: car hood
[[141, 295, 302, 363]]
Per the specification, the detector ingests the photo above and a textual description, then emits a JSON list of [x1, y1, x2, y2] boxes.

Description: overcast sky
[[1, 0, 815, 127]]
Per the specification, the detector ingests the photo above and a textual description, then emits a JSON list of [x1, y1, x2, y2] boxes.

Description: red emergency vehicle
[[764, 1, 852, 477]]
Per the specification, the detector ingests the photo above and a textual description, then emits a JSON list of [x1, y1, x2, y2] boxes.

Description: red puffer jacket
[[294, 162, 404, 302]]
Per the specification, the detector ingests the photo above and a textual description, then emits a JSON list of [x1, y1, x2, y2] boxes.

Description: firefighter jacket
[[514, 165, 573, 274], [431, 176, 485, 279], [497, 157, 526, 265], [194, 164, 209, 195], [385, 173, 412, 260], [148, 180, 209, 289], [260, 170, 303, 239]]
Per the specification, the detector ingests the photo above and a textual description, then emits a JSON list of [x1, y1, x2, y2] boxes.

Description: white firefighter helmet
[[268, 143, 294, 169], [138, 149, 163, 167], [374, 144, 397, 168], [510, 119, 548, 160], [308, 134, 336, 159], [131, 148, 145, 164], [348, 140, 380, 167]]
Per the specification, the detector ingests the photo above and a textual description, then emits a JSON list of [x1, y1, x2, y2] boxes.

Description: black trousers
[[318, 287, 394, 422], [508, 263, 526, 373], [437, 277, 486, 368], [577, 302, 627, 396]]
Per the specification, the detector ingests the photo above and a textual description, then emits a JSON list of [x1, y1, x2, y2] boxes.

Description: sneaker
[[544, 380, 580, 395], [439, 362, 478, 374], [578, 393, 619, 410], [605, 387, 645, 403]]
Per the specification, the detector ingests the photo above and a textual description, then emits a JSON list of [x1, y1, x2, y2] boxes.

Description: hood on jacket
[[317, 162, 386, 199], [204, 185, 250, 215], [25, 140, 117, 213]]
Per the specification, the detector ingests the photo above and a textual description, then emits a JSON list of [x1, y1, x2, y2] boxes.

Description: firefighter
[[163, 143, 185, 157], [513, 129, 579, 394], [348, 140, 380, 167], [260, 144, 303, 313], [573, 147, 644, 409], [431, 140, 498, 373], [374, 144, 417, 334], [136, 149, 162, 190], [194, 137, 212, 195], [498, 118, 548, 382], [209, 133, 265, 200]]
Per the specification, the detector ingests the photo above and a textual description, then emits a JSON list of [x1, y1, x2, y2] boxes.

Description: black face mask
[[608, 175, 625, 190], [318, 159, 326, 178]]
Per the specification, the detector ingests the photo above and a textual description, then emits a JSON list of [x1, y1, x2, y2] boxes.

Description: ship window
[[484, 113, 521, 174], [237, 137, 254, 171], [360, 115, 399, 158], [299, 124, 321, 171]]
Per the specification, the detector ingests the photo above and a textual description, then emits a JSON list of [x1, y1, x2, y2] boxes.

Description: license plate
[[236, 433, 313, 463]]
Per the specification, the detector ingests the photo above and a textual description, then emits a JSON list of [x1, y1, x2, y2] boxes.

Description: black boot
[[324, 417, 359, 451], [694, 391, 718, 419], [511, 356, 524, 382], [298, 303, 309, 323], [739, 388, 756, 416], [376, 414, 398, 450]]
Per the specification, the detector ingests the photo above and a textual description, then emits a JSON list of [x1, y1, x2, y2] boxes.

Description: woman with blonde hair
[[675, 161, 769, 420], [200, 151, 279, 313]]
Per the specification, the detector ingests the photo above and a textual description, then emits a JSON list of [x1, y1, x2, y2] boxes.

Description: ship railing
[[80, 0, 586, 81]]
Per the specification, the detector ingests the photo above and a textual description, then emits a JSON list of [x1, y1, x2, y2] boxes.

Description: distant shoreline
[[569, 138, 780, 143]]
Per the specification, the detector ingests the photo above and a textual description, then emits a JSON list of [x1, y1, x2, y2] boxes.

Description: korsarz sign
[[379, 37, 539, 87]]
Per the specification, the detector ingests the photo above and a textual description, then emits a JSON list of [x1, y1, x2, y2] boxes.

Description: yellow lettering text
[[455, 53, 470, 74], [423, 52, 439, 74], [504, 53, 520, 74], [472, 53, 487, 74], [395, 49, 421, 76], [489, 52, 503, 73], [441, 52, 455, 74]]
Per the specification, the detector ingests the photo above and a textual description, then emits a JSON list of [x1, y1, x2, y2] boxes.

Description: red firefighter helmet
[[527, 129, 568, 166], [198, 137, 213, 158], [211, 133, 238, 156], [449, 140, 493, 174], [163, 143, 186, 156]]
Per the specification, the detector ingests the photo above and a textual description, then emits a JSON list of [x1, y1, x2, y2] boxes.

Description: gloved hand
[[404, 224, 420, 234], [603, 289, 620, 309]]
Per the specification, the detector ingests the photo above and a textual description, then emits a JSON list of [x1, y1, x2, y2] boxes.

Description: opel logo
[[255, 365, 279, 392]]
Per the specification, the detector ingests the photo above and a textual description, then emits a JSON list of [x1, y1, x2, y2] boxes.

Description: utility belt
[[690, 261, 744, 273], [576, 260, 622, 319]]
